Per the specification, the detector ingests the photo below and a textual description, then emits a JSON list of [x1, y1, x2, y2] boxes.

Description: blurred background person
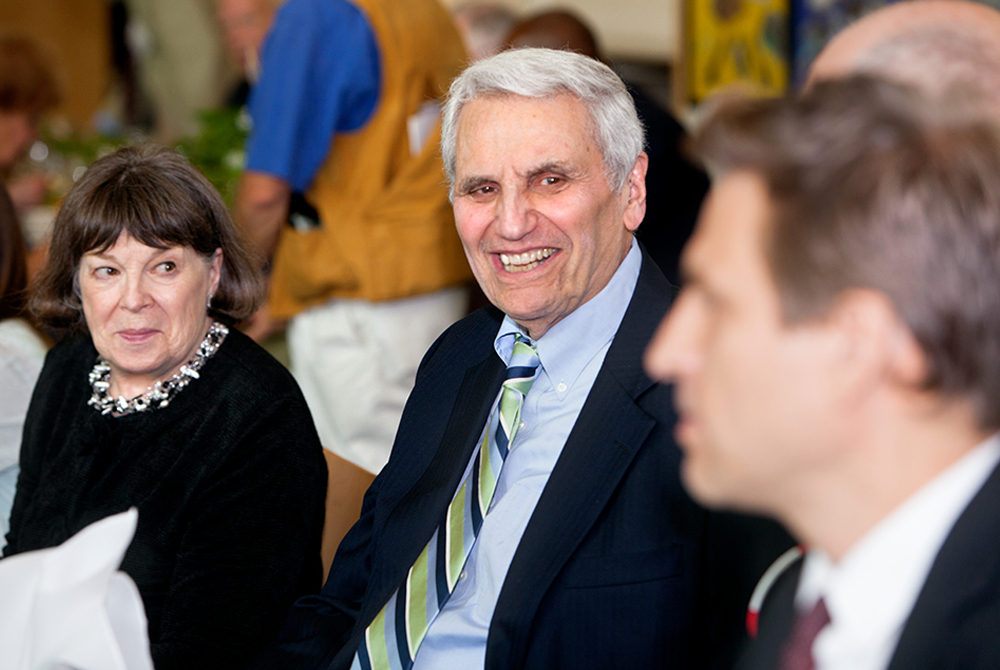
[[0, 32, 61, 214], [215, 0, 279, 106], [451, 2, 516, 62], [808, 0, 1000, 110], [4, 145, 326, 670], [0, 184, 47, 553], [231, 0, 472, 576], [121, 0, 235, 141], [505, 9, 709, 286]]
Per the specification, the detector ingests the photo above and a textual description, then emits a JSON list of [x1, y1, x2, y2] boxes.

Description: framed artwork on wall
[[682, 0, 790, 106]]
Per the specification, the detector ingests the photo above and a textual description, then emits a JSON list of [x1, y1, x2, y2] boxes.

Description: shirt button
[[557, 382, 567, 393], [519, 421, 525, 430], [459, 570, 468, 581]]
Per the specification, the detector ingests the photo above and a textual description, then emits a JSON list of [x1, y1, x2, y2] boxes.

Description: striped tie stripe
[[353, 335, 541, 670]]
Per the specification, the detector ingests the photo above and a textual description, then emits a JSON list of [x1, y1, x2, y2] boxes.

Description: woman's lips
[[117, 329, 158, 343]]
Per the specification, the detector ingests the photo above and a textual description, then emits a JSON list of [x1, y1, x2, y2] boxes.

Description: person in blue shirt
[[224, 0, 471, 573]]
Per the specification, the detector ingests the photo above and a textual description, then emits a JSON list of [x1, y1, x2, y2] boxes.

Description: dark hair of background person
[[0, 32, 61, 114], [29, 144, 264, 332], [505, 9, 709, 286], [0, 185, 28, 321], [692, 75, 1000, 429]]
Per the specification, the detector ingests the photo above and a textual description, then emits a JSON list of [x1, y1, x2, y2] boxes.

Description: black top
[[4, 328, 327, 670]]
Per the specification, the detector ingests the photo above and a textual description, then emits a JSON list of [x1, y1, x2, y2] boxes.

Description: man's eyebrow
[[528, 162, 576, 179], [677, 253, 698, 284], [456, 175, 493, 194], [456, 162, 581, 194], [678, 252, 707, 289]]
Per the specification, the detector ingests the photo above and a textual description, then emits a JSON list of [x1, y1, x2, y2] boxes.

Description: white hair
[[440, 47, 645, 197]]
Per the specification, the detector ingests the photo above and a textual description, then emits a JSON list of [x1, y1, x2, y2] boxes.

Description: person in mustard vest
[[228, 0, 472, 572]]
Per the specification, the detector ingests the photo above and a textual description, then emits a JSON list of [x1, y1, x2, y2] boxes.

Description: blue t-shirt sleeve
[[245, 0, 380, 192]]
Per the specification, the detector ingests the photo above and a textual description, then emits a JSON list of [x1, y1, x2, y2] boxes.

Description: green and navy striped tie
[[353, 334, 541, 670]]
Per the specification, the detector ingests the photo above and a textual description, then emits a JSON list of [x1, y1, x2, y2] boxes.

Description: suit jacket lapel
[[487, 250, 673, 666], [886, 459, 1000, 670], [743, 461, 1000, 670], [360, 325, 506, 627]]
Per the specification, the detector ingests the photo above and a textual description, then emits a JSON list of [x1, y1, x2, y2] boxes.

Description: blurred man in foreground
[[646, 75, 1000, 669]]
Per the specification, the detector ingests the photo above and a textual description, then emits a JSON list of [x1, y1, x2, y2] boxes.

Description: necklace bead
[[87, 322, 229, 416]]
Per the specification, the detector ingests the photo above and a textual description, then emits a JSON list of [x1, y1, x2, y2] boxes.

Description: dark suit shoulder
[[418, 306, 503, 367], [889, 461, 1000, 670]]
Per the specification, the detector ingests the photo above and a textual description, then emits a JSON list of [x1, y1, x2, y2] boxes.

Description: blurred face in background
[[0, 109, 37, 172], [217, 0, 275, 79]]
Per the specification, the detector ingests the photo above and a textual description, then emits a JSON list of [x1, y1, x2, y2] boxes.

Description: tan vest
[[269, 0, 471, 319]]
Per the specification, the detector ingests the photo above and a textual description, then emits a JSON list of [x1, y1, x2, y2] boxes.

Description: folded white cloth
[[0, 508, 153, 670]]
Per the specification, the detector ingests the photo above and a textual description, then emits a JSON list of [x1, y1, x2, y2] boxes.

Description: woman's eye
[[158, 261, 177, 272], [95, 266, 118, 277]]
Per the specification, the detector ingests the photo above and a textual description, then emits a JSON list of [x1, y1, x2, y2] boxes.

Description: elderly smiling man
[[248, 47, 789, 670]]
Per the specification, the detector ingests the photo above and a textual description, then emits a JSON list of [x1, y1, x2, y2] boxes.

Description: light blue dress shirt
[[413, 240, 642, 668]]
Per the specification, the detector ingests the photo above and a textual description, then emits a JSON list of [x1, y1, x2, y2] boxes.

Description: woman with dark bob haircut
[[4, 145, 327, 670]]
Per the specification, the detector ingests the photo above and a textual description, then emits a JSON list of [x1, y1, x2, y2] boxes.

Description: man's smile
[[498, 247, 556, 273]]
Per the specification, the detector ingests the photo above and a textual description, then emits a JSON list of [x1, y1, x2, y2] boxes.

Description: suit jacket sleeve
[[246, 310, 504, 669]]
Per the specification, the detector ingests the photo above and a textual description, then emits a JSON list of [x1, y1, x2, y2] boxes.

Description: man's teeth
[[499, 248, 554, 273]]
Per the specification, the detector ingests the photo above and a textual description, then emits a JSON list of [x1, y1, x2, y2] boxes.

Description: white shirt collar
[[796, 432, 1000, 670]]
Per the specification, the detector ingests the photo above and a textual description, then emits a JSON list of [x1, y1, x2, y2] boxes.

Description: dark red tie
[[780, 598, 830, 670]]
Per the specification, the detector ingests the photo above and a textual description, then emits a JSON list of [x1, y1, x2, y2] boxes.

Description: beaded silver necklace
[[87, 321, 229, 416]]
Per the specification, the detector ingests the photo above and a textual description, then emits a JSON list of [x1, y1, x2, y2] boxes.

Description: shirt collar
[[494, 239, 641, 398], [797, 432, 1000, 644]]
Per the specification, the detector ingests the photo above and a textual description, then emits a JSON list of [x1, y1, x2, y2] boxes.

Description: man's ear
[[825, 289, 927, 394], [623, 152, 649, 233]]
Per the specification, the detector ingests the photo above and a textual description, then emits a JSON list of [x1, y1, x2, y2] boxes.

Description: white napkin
[[0, 508, 154, 670]]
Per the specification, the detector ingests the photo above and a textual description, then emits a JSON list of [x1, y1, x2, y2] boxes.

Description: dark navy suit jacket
[[250, 251, 791, 670], [738, 460, 1000, 670]]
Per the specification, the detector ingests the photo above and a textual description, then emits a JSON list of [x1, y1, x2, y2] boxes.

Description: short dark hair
[[30, 144, 263, 332], [0, 184, 27, 321], [692, 76, 1000, 429], [0, 32, 61, 114]]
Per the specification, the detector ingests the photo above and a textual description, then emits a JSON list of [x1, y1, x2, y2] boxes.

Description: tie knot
[[506, 335, 541, 387]]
